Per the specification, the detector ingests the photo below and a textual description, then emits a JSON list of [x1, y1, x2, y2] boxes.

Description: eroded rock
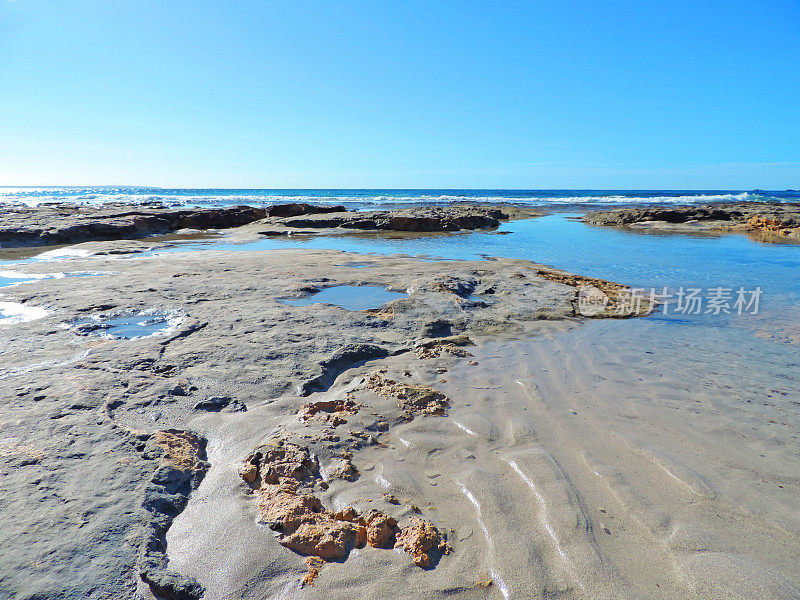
[[280, 516, 366, 561], [326, 458, 360, 481], [298, 399, 360, 426], [366, 370, 450, 418], [365, 511, 398, 548], [244, 438, 319, 486], [415, 336, 475, 359], [140, 429, 209, 600], [583, 201, 800, 244], [394, 517, 447, 568], [243, 435, 446, 574]]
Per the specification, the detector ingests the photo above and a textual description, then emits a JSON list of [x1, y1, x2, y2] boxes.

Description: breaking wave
[[0, 187, 794, 210]]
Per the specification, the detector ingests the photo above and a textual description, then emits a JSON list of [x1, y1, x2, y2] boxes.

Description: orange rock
[[280, 516, 366, 561], [298, 399, 360, 424], [747, 215, 799, 235], [366, 372, 450, 418], [240, 462, 258, 483], [152, 430, 204, 472], [257, 485, 323, 531], [244, 435, 449, 575], [302, 557, 326, 587], [395, 517, 443, 568], [332, 506, 363, 524], [365, 511, 398, 548], [327, 458, 359, 481]]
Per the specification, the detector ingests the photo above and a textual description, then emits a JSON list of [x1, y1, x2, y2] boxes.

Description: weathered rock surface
[[415, 335, 475, 359], [139, 429, 209, 600], [0, 202, 541, 248], [366, 370, 451, 419], [394, 517, 447, 568], [0, 204, 271, 247], [265, 205, 517, 232], [583, 201, 800, 241], [298, 399, 360, 425]]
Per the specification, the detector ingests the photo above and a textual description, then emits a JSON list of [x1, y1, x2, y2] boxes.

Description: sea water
[[1, 186, 798, 210]]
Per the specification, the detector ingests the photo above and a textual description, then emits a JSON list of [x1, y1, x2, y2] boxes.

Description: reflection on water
[[71, 311, 181, 339], [0, 270, 109, 289], [0, 272, 41, 288], [278, 285, 408, 311]]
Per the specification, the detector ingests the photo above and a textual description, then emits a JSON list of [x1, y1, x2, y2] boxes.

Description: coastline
[[1, 201, 798, 599]]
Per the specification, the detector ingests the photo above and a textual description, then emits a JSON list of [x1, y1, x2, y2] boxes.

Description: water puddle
[[70, 310, 183, 339], [278, 285, 408, 311], [0, 272, 47, 288], [0, 270, 110, 289]]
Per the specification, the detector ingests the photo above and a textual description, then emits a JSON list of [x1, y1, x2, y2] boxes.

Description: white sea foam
[[0, 187, 779, 209], [0, 301, 50, 324]]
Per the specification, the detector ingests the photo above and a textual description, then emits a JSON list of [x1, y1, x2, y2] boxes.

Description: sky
[[0, 0, 798, 189]]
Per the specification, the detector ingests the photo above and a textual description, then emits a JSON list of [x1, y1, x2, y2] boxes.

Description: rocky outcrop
[[583, 205, 742, 225], [265, 203, 346, 218], [0, 203, 350, 247], [583, 201, 800, 242], [0, 202, 541, 247], [745, 214, 800, 239], [0, 204, 271, 247], [267, 206, 515, 232]]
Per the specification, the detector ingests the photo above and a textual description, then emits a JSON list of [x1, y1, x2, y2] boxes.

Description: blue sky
[[0, 0, 798, 188]]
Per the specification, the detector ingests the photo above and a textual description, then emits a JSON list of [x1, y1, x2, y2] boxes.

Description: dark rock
[[273, 206, 513, 232], [265, 203, 346, 218], [192, 396, 247, 412], [140, 569, 205, 600], [192, 396, 230, 411], [299, 344, 391, 395], [0, 204, 269, 247], [0, 202, 348, 248]]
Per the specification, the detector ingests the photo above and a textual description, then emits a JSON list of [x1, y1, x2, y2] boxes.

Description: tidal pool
[[71, 311, 181, 339], [278, 285, 407, 311], [0, 270, 110, 289]]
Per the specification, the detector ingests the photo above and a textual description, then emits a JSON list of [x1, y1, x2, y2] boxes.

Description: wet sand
[[165, 318, 800, 600]]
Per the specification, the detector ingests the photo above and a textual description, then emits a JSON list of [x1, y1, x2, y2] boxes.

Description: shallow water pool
[[278, 285, 407, 311], [71, 311, 180, 339]]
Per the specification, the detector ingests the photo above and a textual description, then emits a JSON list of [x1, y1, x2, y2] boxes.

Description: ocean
[[1, 187, 798, 210]]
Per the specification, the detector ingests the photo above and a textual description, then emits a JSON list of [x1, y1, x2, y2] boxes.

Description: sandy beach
[[0, 200, 798, 600]]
